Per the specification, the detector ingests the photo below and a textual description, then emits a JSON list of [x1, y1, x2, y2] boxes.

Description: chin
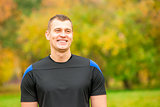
[[57, 48, 69, 52], [57, 46, 69, 51]]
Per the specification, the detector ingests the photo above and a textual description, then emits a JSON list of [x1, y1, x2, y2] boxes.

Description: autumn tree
[[0, 0, 42, 85], [17, 0, 160, 89]]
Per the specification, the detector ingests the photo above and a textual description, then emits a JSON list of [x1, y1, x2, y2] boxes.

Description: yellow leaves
[[18, 11, 50, 58], [99, 29, 126, 56], [0, 48, 15, 84], [17, 0, 78, 60], [138, 68, 149, 85]]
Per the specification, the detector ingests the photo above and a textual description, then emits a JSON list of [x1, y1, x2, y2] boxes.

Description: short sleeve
[[21, 65, 37, 102], [90, 60, 106, 96]]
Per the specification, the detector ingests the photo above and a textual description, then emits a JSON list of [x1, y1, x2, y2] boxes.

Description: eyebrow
[[54, 28, 61, 29], [54, 28, 72, 30]]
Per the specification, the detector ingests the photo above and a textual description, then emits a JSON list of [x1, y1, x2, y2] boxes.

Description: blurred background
[[0, 0, 160, 107]]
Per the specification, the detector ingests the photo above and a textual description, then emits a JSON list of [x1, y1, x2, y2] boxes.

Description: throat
[[50, 50, 71, 63]]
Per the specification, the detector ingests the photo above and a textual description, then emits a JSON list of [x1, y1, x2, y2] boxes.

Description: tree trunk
[[123, 79, 131, 89], [105, 80, 109, 88]]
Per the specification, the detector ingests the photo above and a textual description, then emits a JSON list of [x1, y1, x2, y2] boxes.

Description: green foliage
[[3, 0, 159, 89], [0, 0, 21, 49], [18, 12, 51, 61], [0, 16, 21, 49], [14, 0, 42, 16], [0, 0, 43, 85], [0, 0, 42, 49]]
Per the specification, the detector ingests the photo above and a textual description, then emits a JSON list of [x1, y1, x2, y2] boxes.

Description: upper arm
[[21, 65, 38, 102], [21, 102, 38, 107], [91, 95, 107, 107], [90, 60, 106, 96], [90, 60, 107, 107]]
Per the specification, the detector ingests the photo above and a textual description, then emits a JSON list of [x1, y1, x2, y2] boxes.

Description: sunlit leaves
[[16, 0, 160, 88], [18, 12, 50, 60], [0, 48, 15, 85]]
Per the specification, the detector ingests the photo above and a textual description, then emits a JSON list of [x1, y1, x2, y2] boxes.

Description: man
[[21, 14, 107, 107]]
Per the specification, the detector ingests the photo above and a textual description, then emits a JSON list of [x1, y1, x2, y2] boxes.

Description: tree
[[17, 0, 160, 89], [0, 48, 15, 85]]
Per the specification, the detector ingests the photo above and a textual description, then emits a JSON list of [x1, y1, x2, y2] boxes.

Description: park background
[[0, 0, 160, 106]]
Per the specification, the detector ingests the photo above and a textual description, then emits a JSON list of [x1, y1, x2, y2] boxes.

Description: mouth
[[57, 39, 68, 43]]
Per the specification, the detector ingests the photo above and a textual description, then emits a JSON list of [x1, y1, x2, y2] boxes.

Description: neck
[[50, 48, 71, 62]]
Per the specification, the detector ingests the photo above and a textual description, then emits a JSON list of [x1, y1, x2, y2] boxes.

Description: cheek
[[68, 34, 73, 40], [50, 34, 58, 40]]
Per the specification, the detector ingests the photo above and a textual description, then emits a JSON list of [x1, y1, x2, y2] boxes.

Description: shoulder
[[22, 56, 50, 79], [71, 54, 93, 67], [71, 54, 101, 72], [22, 65, 33, 79], [89, 60, 101, 72], [72, 54, 89, 62], [32, 56, 51, 69]]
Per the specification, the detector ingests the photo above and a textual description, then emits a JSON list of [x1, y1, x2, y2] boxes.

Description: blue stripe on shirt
[[22, 65, 33, 80], [90, 59, 102, 74]]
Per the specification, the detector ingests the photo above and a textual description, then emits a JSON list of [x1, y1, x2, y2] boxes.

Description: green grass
[[0, 89, 160, 107], [107, 89, 160, 107], [0, 93, 20, 107]]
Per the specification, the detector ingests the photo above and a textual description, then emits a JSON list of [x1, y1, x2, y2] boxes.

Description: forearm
[[21, 102, 38, 107], [91, 95, 107, 107]]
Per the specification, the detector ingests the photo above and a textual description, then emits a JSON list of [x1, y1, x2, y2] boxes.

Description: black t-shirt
[[21, 54, 106, 107]]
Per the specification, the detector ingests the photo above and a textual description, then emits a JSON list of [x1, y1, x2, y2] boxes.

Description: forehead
[[50, 19, 72, 29]]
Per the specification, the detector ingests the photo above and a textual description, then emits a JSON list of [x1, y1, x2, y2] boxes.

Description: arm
[[21, 65, 38, 107], [91, 95, 107, 107], [90, 60, 107, 107], [21, 102, 38, 107]]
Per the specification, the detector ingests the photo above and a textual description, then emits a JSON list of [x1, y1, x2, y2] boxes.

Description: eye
[[54, 29, 61, 33], [65, 29, 71, 33]]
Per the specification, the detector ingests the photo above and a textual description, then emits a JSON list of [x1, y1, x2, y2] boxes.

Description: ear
[[45, 30, 50, 40]]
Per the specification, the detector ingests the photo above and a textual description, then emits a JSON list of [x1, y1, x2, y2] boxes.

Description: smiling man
[[21, 14, 107, 107]]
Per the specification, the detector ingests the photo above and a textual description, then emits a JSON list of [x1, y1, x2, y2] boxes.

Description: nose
[[60, 31, 66, 37]]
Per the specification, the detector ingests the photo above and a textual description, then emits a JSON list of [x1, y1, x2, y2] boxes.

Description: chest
[[34, 67, 91, 92]]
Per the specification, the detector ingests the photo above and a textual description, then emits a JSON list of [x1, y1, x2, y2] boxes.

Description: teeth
[[58, 40, 66, 42], [58, 40, 67, 42]]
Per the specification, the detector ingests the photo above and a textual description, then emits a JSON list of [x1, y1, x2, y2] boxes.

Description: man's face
[[46, 19, 73, 52]]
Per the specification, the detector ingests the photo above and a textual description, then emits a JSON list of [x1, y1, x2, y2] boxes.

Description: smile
[[57, 40, 68, 42]]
